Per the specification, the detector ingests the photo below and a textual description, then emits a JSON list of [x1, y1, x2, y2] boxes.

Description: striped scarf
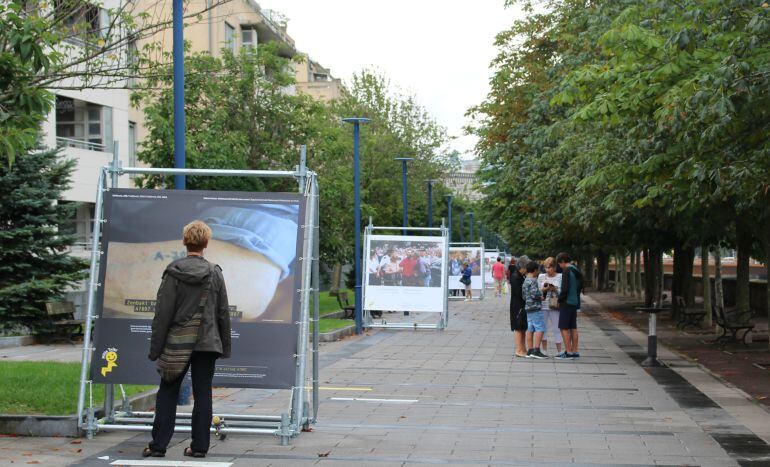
[[156, 266, 213, 383]]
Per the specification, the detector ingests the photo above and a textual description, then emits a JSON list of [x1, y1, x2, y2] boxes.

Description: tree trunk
[[584, 254, 595, 289], [596, 251, 608, 291], [683, 245, 695, 309], [765, 219, 770, 351], [614, 254, 621, 293], [630, 251, 637, 297], [643, 249, 658, 307], [603, 251, 610, 291], [618, 252, 625, 295], [701, 244, 712, 328], [714, 247, 724, 312], [735, 221, 752, 312], [672, 243, 683, 320], [658, 250, 665, 306], [635, 250, 643, 299]]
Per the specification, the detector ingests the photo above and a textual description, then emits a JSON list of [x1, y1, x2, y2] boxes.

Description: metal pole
[[395, 158, 413, 236], [469, 212, 474, 242], [311, 177, 320, 423], [426, 180, 436, 228], [343, 118, 370, 335], [172, 0, 186, 189], [445, 195, 453, 242], [459, 212, 464, 242], [77, 167, 107, 434]]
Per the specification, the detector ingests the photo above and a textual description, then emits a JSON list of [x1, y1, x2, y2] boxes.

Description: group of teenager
[[508, 252, 584, 359], [367, 245, 443, 287]]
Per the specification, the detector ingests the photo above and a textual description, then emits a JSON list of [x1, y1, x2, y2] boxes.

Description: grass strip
[[0, 361, 153, 415]]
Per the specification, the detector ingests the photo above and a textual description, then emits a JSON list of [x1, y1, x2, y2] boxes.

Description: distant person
[[461, 262, 473, 300], [537, 257, 562, 356], [556, 252, 584, 359], [523, 261, 547, 359], [509, 256, 529, 358], [144, 221, 231, 459], [492, 256, 506, 297]]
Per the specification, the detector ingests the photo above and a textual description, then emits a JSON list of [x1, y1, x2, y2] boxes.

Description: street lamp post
[[469, 212, 474, 242], [173, 0, 185, 189], [343, 117, 370, 335], [445, 195, 453, 242], [395, 158, 414, 236], [426, 179, 438, 228], [459, 212, 464, 242]]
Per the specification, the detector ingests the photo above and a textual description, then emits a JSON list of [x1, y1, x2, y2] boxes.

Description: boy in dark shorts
[[523, 261, 548, 359], [555, 252, 584, 359]]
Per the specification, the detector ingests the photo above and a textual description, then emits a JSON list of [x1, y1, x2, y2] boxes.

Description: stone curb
[[0, 388, 157, 437], [317, 324, 355, 342], [0, 335, 36, 349]]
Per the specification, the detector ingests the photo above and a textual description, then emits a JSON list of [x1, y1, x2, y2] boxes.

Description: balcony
[[56, 136, 106, 152]]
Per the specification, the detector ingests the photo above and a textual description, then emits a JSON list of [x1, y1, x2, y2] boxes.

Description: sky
[[258, 0, 524, 160]]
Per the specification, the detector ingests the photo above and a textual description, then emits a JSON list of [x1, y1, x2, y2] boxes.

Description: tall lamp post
[[395, 158, 414, 236], [343, 117, 370, 335], [445, 195, 453, 242], [426, 179, 438, 228], [468, 212, 474, 242], [173, 0, 186, 189], [459, 212, 464, 242]]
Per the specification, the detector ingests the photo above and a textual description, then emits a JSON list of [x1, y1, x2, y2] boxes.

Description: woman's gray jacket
[[149, 256, 231, 361]]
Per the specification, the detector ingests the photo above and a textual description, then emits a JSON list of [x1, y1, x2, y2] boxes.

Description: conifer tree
[[0, 148, 88, 333]]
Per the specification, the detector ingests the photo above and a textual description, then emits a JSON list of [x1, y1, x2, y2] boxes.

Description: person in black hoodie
[[509, 255, 529, 358], [555, 252, 584, 359], [143, 221, 231, 459]]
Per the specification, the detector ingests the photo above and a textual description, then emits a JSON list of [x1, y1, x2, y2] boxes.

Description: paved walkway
[[2, 293, 770, 466]]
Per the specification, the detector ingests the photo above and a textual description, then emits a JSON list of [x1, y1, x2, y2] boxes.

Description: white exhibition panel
[[364, 234, 447, 313], [484, 251, 499, 288], [448, 246, 484, 291]]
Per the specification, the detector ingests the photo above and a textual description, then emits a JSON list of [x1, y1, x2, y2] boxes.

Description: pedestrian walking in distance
[[144, 220, 232, 459]]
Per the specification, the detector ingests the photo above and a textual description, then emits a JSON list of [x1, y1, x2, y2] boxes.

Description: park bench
[[45, 301, 84, 343], [713, 305, 755, 349], [335, 291, 355, 320], [674, 296, 707, 330]]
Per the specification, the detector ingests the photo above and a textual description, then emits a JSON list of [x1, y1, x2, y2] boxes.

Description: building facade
[[444, 159, 483, 201]]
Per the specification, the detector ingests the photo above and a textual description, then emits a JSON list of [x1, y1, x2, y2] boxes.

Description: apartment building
[[39, 0, 134, 255], [444, 159, 483, 201], [48, 0, 340, 255], [294, 54, 344, 102]]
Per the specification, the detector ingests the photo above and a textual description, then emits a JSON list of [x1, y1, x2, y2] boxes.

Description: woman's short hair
[[183, 220, 212, 251], [525, 261, 540, 273], [542, 256, 556, 268]]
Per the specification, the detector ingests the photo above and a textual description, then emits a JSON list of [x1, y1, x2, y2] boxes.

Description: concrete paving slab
[[3, 292, 770, 466]]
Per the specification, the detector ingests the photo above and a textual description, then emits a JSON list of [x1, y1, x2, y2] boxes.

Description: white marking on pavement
[[110, 461, 232, 467], [329, 397, 418, 404]]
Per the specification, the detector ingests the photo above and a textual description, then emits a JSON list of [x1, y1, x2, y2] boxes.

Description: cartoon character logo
[[101, 348, 118, 377]]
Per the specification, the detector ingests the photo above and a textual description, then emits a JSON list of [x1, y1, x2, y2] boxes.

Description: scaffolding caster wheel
[[212, 415, 227, 441]]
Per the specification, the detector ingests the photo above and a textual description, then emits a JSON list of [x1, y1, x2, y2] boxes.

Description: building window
[[241, 28, 257, 50], [54, 0, 102, 43], [59, 201, 95, 248], [128, 121, 137, 178], [224, 22, 236, 52], [55, 96, 107, 151]]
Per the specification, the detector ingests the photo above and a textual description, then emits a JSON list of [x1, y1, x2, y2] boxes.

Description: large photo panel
[[364, 234, 447, 312], [447, 247, 483, 291], [90, 189, 306, 389], [483, 251, 500, 288]]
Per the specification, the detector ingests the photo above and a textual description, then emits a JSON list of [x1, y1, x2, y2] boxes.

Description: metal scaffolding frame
[[448, 241, 486, 301], [361, 223, 449, 330], [75, 158, 320, 445]]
